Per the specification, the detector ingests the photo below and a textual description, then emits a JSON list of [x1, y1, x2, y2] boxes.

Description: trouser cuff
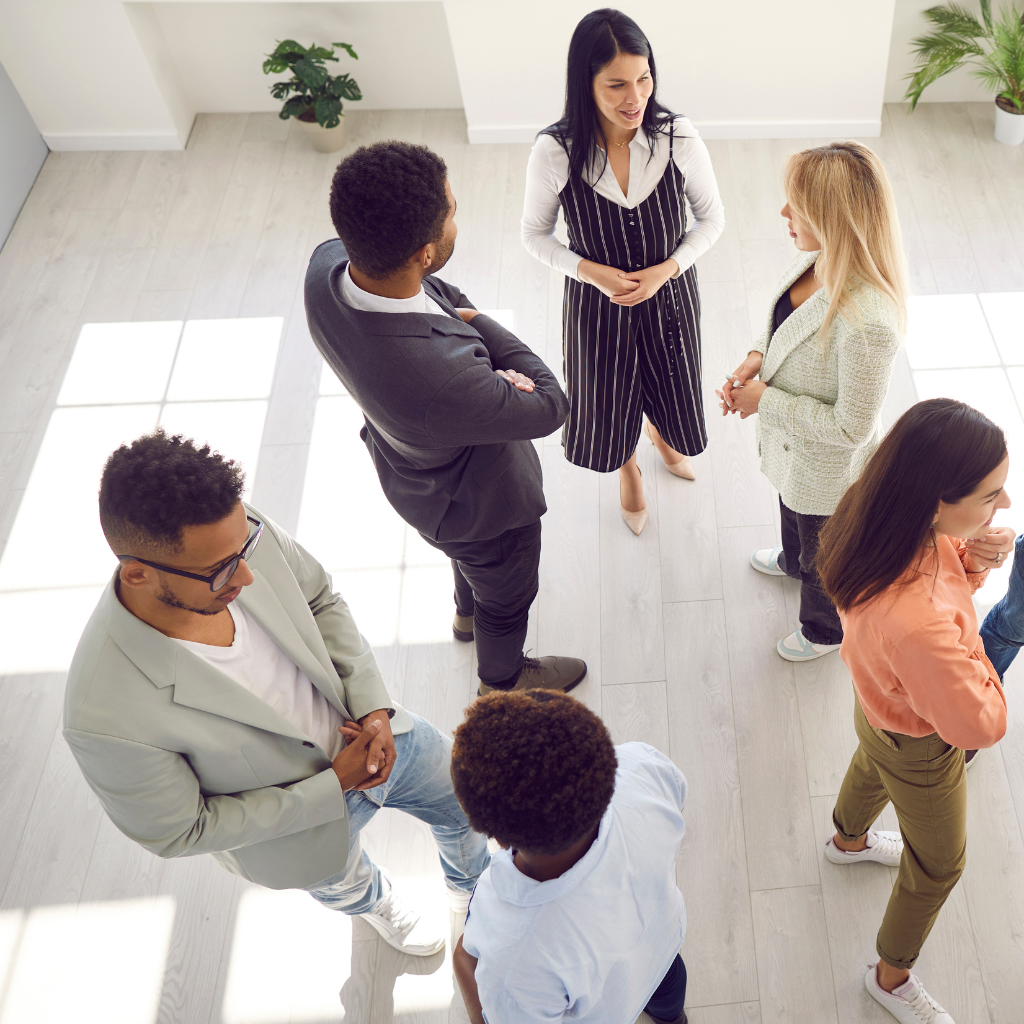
[[876, 941, 917, 970], [832, 811, 869, 844]]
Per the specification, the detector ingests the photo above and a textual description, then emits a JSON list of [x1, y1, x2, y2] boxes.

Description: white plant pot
[[296, 117, 346, 153], [994, 101, 1024, 145]]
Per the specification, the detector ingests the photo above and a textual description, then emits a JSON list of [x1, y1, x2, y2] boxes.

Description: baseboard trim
[[467, 119, 881, 144], [42, 132, 185, 151]]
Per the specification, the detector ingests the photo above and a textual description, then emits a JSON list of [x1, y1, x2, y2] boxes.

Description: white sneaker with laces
[[448, 886, 473, 947], [751, 547, 788, 576], [865, 964, 955, 1023], [359, 869, 445, 956], [777, 627, 841, 662], [824, 829, 903, 867]]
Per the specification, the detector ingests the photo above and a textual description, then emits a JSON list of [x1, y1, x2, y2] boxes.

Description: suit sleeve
[[758, 316, 899, 448], [63, 728, 347, 858], [424, 315, 569, 445], [262, 515, 397, 722]]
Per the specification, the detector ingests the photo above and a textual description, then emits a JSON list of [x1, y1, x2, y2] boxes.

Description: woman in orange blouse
[[816, 398, 1013, 1024]]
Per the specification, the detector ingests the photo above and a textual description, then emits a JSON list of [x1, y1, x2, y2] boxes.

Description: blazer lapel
[[237, 568, 351, 718], [104, 577, 312, 741], [761, 251, 826, 381]]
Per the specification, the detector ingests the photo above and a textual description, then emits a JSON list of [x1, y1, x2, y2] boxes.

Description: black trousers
[[644, 954, 687, 1022], [779, 497, 843, 646], [420, 521, 542, 686]]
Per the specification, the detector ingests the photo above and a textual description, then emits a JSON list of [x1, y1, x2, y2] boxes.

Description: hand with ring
[[964, 527, 1015, 572]]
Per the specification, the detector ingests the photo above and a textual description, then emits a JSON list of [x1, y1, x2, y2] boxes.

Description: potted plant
[[904, 0, 1024, 145], [263, 40, 361, 153]]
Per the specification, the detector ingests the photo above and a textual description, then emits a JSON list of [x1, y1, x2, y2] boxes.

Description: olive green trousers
[[832, 700, 967, 969]]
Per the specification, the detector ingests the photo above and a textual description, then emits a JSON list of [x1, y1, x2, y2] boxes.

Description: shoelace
[[521, 655, 544, 675], [869, 832, 903, 859], [372, 892, 417, 934], [902, 977, 945, 1020]]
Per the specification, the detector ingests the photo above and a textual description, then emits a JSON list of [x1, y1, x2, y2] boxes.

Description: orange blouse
[[838, 535, 1007, 750]]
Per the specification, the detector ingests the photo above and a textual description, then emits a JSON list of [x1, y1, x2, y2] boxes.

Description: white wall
[[150, 1, 462, 113], [0, 0, 902, 149], [446, 0, 898, 141], [0, 0, 189, 150], [885, 0, 992, 103], [0, 58, 48, 248]]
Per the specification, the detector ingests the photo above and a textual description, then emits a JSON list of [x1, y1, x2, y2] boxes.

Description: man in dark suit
[[304, 140, 585, 696]]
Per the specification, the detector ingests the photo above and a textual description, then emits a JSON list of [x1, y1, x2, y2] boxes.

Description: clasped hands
[[716, 352, 767, 419], [577, 257, 679, 306], [331, 709, 396, 792]]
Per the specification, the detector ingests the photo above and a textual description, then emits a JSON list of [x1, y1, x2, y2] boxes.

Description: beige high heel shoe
[[644, 420, 697, 480], [620, 467, 648, 536]]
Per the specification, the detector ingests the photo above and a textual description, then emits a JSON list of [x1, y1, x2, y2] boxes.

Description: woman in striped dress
[[521, 8, 725, 535]]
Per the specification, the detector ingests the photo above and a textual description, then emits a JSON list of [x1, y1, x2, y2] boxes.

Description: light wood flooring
[[1, 103, 1024, 1024]]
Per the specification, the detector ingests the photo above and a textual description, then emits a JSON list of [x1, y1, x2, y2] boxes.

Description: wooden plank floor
[[1, 104, 1023, 1023]]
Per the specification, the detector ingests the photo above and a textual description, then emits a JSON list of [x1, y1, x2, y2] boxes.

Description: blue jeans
[[305, 712, 490, 914], [979, 533, 1024, 680]]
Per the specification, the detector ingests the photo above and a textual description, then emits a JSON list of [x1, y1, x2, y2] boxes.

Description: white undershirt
[[521, 116, 726, 281], [175, 602, 347, 759], [340, 261, 449, 317]]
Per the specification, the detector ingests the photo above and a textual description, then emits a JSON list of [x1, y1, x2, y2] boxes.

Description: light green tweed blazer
[[63, 504, 413, 891], [751, 249, 901, 517]]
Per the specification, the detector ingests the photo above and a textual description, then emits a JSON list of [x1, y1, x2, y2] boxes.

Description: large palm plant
[[905, 0, 1024, 112]]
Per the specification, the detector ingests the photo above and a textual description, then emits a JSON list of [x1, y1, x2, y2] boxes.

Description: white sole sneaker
[[864, 964, 955, 1023], [777, 628, 841, 662], [359, 870, 445, 956], [824, 829, 903, 867], [750, 547, 788, 576]]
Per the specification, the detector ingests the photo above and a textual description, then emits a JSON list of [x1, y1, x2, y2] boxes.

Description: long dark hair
[[541, 8, 677, 183], [817, 399, 1006, 611]]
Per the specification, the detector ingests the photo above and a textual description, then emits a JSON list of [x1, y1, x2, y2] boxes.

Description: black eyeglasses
[[121, 516, 263, 592]]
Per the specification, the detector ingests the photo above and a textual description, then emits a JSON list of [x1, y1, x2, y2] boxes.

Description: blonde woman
[[717, 141, 907, 662]]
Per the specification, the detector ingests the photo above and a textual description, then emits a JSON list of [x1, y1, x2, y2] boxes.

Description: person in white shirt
[[450, 690, 689, 1024], [522, 8, 725, 535]]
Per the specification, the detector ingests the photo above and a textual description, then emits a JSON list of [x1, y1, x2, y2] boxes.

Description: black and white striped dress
[[558, 129, 707, 472]]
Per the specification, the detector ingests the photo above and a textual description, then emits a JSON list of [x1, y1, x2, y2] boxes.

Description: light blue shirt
[[462, 742, 688, 1024]]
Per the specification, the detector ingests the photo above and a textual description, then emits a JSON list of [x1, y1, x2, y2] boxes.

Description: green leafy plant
[[263, 40, 361, 129], [905, 0, 1024, 112]]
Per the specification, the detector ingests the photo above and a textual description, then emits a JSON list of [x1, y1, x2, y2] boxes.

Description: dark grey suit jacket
[[304, 239, 569, 543]]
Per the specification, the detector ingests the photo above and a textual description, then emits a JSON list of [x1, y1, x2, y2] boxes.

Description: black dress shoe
[[453, 613, 474, 642]]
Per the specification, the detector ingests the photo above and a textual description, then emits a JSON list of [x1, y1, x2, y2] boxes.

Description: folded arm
[[758, 319, 899, 447], [64, 729, 347, 858]]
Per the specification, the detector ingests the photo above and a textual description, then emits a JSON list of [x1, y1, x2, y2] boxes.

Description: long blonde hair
[[784, 141, 908, 340]]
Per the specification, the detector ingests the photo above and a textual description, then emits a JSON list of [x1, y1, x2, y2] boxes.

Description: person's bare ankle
[[876, 961, 910, 993], [833, 832, 868, 853]]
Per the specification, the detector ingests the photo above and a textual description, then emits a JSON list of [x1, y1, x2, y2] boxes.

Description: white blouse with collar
[[521, 116, 726, 281]]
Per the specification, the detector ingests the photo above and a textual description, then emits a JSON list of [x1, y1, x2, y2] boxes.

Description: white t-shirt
[[521, 116, 725, 281], [175, 602, 347, 759], [340, 261, 450, 317], [462, 742, 688, 1024]]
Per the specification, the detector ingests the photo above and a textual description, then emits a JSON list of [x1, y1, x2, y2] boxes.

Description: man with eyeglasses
[[63, 430, 489, 956]]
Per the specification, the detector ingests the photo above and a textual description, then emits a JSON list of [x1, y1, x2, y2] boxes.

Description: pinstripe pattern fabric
[[558, 130, 707, 473]]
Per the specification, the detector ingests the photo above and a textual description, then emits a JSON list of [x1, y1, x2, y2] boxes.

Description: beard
[[157, 576, 223, 616], [430, 232, 456, 275]]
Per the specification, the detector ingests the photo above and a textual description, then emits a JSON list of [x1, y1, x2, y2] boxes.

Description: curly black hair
[[329, 140, 449, 279], [451, 690, 618, 855], [99, 430, 245, 556]]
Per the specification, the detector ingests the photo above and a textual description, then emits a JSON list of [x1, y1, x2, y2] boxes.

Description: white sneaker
[[751, 547, 788, 576], [359, 869, 445, 956], [448, 886, 473, 947], [865, 964, 955, 1023], [824, 829, 903, 867], [777, 627, 841, 662]]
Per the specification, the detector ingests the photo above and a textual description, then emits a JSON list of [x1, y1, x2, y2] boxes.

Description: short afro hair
[[99, 430, 245, 556], [329, 140, 449, 279], [451, 690, 618, 855]]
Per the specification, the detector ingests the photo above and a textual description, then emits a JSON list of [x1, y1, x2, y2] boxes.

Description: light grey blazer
[[751, 249, 901, 517], [63, 504, 413, 891]]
